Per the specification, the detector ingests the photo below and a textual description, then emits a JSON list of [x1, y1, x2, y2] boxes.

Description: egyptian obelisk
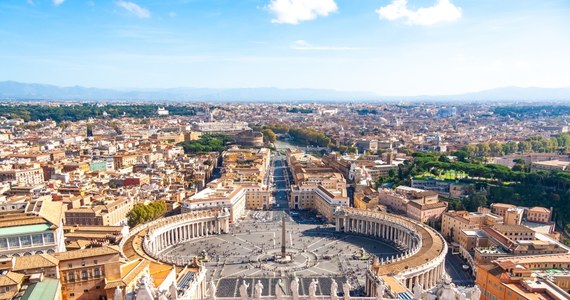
[[281, 214, 287, 256]]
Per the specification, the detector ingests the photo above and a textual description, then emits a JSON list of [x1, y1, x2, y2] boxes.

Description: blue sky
[[0, 0, 569, 95]]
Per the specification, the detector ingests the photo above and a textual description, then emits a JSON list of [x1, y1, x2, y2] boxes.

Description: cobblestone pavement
[[164, 210, 400, 297]]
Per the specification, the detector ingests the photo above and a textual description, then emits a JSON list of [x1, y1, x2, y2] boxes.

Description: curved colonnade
[[334, 207, 447, 295], [132, 209, 231, 266]]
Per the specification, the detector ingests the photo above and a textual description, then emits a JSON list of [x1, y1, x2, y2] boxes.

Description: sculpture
[[471, 286, 481, 300], [254, 280, 264, 299], [275, 279, 283, 300], [114, 286, 123, 300], [239, 280, 249, 300], [413, 283, 422, 299], [290, 277, 300, 300], [343, 281, 351, 300], [330, 279, 338, 300], [436, 275, 456, 300], [373, 256, 379, 267], [375, 281, 385, 300], [169, 281, 178, 300], [207, 280, 217, 300], [158, 290, 169, 300], [309, 279, 318, 300], [135, 274, 155, 300]]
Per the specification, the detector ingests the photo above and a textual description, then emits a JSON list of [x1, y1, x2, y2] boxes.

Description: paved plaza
[[164, 210, 401, 297]]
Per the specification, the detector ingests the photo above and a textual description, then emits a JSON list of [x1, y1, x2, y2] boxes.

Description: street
[[444, 252, 475, 286]]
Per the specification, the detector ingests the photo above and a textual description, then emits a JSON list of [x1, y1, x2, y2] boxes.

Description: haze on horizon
[[0, 0, 569, 96]]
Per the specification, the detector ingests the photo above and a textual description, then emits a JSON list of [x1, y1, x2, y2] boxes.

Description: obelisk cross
[[281, 214, 287, 256]]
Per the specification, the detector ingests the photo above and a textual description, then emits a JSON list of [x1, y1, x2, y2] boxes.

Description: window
[[68, 263, 73, 268], [8, 237, 20, 248], [94, 268, 101, 278], [68, 273, 75, 282], [82, 270, 88, 280], [0, 239, 7, 249], [70, 293, 75, 298], [32, 234, 43, 245], [43, 233, 54, 243], [84, 289, 88, 293], [20, 236, 31, 246]]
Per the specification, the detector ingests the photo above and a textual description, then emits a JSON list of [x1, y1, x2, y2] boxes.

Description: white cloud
[[53, 0, 65, 6], [268, 0, 337, 25], [376, 0, 462, 26], [116, 1, 151, 19], [290, 40, 361, 51]]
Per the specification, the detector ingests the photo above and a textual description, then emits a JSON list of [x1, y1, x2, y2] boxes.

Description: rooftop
[[0, 223, 51, 237], [20, 277, 60, 300]]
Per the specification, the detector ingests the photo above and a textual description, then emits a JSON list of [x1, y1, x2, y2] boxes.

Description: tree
[[465, 191, 487, 212], [86, 123, 93, 137], [518, 141, 532, 153], [476, 142, 491, 159], [489, 142, 504, 157], [261, 129, 277, 143], [452, 150, 469, 162], [178, 134, 232, 155], [127, 201, 167, 227]]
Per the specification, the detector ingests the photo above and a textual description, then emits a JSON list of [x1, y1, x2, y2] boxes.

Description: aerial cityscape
[[1, 1, 570, 300]]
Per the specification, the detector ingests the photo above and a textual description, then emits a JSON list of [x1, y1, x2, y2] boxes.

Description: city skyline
[[1, 0, 569, 96]]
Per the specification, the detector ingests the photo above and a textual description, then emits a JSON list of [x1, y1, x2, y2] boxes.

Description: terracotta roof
[[104, 259, 149, 289], [493, 224, 534, 234], [38, 200, 64, 228], [492, 203, 516, 209], [65, 239, 92, 250], [13, 254, 59, 271], [495, 253, 570, 266], [122, 259, 149, 285], [55, 246, 119, 261], [528, 206, 550, 213], [150, 263, 175, 287], [0, 216, 48, 229], [0, 271, 24, 287], [407, 200, 447, 210]]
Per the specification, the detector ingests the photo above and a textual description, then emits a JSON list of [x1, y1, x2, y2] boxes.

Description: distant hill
[[0, 81, 569, 102], [0, 81, 377, 102], [407, 86, 570, 102]]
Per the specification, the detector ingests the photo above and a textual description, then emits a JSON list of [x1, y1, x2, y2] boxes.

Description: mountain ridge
[[1, 81, 570, 102]]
